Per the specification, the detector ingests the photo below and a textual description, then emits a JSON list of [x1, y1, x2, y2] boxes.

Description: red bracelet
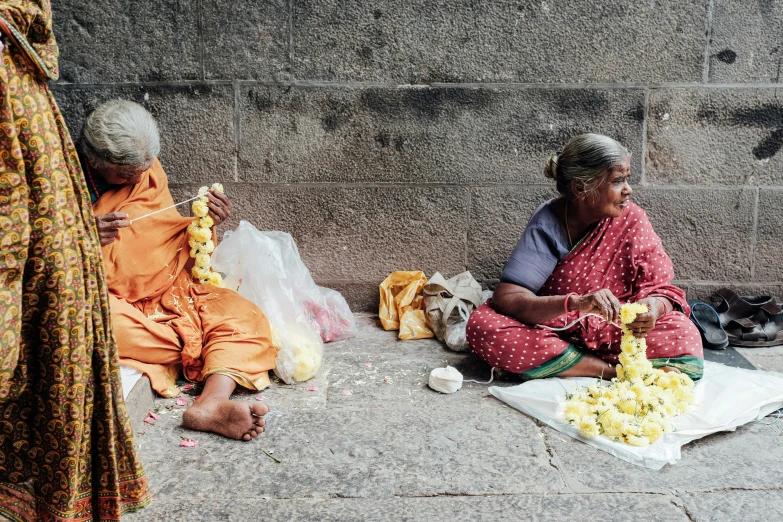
[[564, 293, 578, 315]]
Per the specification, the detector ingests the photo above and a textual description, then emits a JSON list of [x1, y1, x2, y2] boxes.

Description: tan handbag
[[423, 271, 483, 350]]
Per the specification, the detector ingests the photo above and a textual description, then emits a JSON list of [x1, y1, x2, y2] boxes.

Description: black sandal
[[688, 301, 729, 350]]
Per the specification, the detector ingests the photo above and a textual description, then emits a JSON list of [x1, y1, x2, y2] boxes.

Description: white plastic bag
[[211, 222, 356, 383], [489, 361, 783, 469]]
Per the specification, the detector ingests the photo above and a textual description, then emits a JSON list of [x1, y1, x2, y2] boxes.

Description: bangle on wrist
[[652, 296, 669, 316], [564, 293, 578, 315]]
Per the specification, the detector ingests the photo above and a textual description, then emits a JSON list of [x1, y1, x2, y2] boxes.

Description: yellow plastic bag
[[379, 271, 434, 340]]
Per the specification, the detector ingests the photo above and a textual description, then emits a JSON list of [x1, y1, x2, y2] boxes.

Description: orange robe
[[94, 160, 276, 397]]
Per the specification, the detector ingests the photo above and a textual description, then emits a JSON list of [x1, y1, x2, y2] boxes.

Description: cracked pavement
[[123, 314, 783, 521]]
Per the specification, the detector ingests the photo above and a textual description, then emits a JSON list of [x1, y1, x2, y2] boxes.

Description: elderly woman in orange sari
[[77, 100, 276, 441]]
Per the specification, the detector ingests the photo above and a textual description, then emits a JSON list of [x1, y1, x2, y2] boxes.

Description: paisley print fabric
[[0, 3, 150, 520]]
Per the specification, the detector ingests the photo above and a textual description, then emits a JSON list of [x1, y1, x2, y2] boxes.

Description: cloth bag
[[422, 271, 483, 351], [379, 271, 433, 340]]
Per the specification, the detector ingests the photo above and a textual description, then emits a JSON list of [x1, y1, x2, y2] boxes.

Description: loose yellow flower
[[211, 182, 224, 194], [625, 435, 651, 447], [578, 417, 600, 439], [565, 302, 695, 445]]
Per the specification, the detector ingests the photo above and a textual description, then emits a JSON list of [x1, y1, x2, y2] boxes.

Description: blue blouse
[[499, 200, 570, 294]]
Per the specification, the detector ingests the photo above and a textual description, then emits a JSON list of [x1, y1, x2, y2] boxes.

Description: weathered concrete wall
[[52, 1, 783, 311]]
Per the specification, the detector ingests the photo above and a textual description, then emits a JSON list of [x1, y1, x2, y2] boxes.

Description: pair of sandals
[[689, 289, 783, 349]]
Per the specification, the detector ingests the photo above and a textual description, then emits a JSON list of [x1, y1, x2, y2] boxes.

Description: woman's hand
[[95, 212, 131, 246], [571, 289, 621, 325], [626, 297, 667, 338], [206, 188, 232, 226]]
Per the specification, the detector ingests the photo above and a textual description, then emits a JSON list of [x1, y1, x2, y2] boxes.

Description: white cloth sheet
[[120, 365, 143, 400], [489, 361, 783, 469]]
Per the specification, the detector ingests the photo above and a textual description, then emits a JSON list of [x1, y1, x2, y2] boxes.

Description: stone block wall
[[51, 1, 783, 311]]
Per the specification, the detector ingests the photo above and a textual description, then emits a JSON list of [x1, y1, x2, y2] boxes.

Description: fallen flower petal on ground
[[179, 438, 199, 448], [175, 397, 188, 406], [307, 386, 317, 392]]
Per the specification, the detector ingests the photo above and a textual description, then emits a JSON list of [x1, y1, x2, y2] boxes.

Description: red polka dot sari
[[467, 202, 704, 379]]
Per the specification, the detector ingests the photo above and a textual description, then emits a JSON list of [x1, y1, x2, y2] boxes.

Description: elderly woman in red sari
[[467, 133, 703, 380]]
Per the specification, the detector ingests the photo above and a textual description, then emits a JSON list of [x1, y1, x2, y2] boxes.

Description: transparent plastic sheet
[[489, 361, 783, 469], [211, 221, 357, 383]]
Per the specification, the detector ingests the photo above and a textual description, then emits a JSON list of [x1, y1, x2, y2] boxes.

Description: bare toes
[[250, 403, 269, 417], [242, 433, 251, 441]]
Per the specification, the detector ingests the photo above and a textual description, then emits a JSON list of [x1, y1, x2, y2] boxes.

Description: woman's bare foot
[[183, 398, 267, 441], [181, 373, 268, 441]]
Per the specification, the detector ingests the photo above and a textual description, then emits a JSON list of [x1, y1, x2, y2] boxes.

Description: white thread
[[538, 313, 621, 332], [129, 195, 201, 224], [464, 367, 496, 385], [429, 315, 619, 395], [428, 366, 463, 394], [429, 366, 496, 393]]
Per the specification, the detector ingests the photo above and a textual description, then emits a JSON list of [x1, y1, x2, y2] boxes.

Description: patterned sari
[[0, 2, 149, 520], [467, 201, 704, 379]]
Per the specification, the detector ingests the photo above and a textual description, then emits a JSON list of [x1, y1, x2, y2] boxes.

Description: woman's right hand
[[570, 289, 621, 324], [95, 212, 131, 246]]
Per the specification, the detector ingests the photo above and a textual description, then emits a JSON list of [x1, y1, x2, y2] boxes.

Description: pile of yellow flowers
[[187, 183, 224, 287], [564, 302, 695, 447]]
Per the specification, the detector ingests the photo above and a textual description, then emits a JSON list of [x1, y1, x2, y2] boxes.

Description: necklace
[[565, 201, 573, 248]]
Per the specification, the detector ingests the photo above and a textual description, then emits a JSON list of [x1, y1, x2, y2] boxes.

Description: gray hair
[[544, 133, 630, 199], [81, 99, 160, 170]]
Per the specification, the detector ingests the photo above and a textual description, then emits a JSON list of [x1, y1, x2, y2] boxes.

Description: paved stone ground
[[123, 314, 783, 522]]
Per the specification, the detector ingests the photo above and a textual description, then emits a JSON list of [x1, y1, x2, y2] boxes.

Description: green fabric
[[650, 356, 704, 380], [522, 344, 584, 379]]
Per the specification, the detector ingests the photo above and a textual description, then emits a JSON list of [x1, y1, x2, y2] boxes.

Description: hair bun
[[544, 153, 559, 179]]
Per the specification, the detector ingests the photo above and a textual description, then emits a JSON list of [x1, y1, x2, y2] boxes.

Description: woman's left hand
[[626, 297, 666, 338], [206, 188, 232, 226]]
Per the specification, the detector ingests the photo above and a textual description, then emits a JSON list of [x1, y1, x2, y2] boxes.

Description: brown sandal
[[713, 289, 783, 347]]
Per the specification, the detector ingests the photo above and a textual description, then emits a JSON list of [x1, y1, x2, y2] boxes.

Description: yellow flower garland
[[188, 183, 224, 287], [564, 302, 695, 446]]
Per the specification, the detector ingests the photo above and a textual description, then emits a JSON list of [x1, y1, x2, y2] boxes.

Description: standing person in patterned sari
[[0, 2, 149, 520], [467, 134, 704, 381]]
